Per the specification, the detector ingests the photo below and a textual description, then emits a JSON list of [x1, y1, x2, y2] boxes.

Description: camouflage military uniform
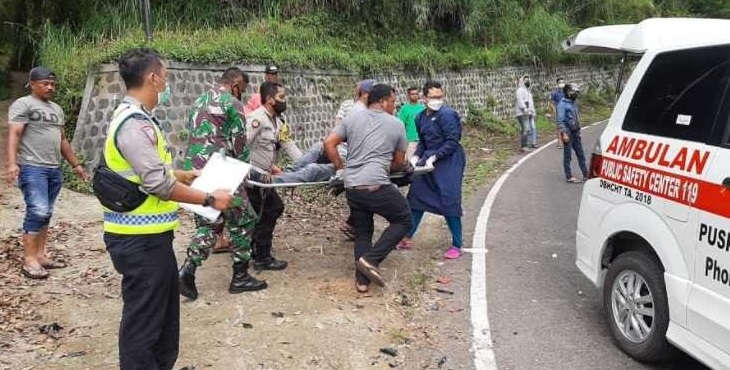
[[183, 86, 257, 267]]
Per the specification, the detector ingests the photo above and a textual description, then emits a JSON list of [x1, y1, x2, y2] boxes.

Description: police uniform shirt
[[245, 106, 301, 171]]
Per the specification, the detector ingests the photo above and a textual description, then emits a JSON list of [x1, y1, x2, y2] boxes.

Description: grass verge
[[461, 92, 614, 196]]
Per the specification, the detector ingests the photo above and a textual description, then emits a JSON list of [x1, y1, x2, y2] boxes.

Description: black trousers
[[105, 231, 179, 370], [346, 185, 412, 283], [245, 187, 284, 260]]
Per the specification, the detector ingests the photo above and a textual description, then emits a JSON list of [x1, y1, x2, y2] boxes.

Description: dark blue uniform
[[407, 106, 465, 217]]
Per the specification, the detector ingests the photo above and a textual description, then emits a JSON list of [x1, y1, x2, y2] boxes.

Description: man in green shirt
[[398, 86, 425, 158]]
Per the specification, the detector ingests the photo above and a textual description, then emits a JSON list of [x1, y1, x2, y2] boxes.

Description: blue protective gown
[[406, 106, 465, 217]]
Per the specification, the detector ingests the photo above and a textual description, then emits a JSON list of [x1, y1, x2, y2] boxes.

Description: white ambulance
[[568, 18, 730, 369]]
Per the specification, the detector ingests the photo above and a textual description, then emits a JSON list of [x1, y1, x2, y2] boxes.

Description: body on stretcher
[[246, 165, 434, 189]]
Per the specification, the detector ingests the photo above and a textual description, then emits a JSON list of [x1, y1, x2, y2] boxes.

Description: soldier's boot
[[179, 259, 198, 300], [229, 262, 268, 293], [252, 244, 288, 271]]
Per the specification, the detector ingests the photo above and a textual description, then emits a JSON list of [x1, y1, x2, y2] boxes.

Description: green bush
[[581, 85, 615, 107], [494, 5, 574, 65], [61, 156, 93, 194]]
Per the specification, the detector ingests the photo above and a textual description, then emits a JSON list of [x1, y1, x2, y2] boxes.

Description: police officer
[[245, 81, 301, 270], [178, 67, 267, 300], [101, 48, 233, 370]]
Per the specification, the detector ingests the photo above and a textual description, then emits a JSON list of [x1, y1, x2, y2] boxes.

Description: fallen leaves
[[0, 221, 107, 350]]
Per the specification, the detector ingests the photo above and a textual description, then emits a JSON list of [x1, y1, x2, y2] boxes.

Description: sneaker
[[396, 239, 414, 250], [444, 247, 462, 259]]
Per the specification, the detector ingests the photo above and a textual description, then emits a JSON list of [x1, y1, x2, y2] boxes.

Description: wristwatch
[[203, 193, 215, 207]]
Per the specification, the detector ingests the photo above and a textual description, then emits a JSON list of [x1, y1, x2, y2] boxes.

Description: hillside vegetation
[[0, 0, 727, 122]]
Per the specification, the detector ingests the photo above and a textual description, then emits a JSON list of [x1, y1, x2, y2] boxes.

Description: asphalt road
[[483, 122, 709, 370]]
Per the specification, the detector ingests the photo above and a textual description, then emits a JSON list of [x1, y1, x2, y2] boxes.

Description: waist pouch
[[92, 158, 148, 213]]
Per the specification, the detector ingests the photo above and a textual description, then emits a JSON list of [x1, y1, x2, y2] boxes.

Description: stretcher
[[246, 165, 434, 189]]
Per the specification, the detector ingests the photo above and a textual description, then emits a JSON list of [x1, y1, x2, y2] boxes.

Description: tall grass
[[493, 5, 574, 65], [31, 0, 711, 139]]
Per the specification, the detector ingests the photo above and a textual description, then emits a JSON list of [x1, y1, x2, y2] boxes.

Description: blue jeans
[[517, 115, 537, 148], [274, 163, 336, 183], [563, 131, 588, 180], [18, 164, 63, 234], [290, 142, 348, 171]]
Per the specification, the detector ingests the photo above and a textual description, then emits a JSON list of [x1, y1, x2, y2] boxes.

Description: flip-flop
[[41, 260, 67, 269], [340, 224, 356, 241], [355, 282, 369, 293], [21, 265, 49, 279], [396, 239, 415, 250], [355, 258, 385, 287], [211, 246, 232, 254]]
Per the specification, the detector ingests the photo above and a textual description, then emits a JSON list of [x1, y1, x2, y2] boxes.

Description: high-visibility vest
[[102, 103, 179, 235]]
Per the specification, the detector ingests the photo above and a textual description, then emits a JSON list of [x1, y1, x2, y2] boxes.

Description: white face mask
[[427, 99, 443, 111], [558, 83, 565, 89]]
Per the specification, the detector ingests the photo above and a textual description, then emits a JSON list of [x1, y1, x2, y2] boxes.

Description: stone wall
[[72, 62, 621, 169]]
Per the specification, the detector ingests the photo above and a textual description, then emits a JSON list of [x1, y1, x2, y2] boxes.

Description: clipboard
[[179, 152, 251, 221]]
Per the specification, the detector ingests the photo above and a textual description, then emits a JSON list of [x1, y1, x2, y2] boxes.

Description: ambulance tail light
[[589, 139, 603, 179]]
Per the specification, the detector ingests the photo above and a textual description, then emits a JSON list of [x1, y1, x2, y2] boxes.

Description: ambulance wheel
[[603, 251, 675, 362]]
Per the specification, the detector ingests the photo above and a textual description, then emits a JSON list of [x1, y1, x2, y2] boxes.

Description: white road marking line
[[470, 121, 604, 370], [460, 248, 489, 254]]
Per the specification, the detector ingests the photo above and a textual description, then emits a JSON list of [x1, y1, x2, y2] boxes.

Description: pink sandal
[[444, 246, 462, 259]]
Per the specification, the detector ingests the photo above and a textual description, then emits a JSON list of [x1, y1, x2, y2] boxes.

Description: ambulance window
[[623, 45, 730, 144], [719, 89, 730, 147]]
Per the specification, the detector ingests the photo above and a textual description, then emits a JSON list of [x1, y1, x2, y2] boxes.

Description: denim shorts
[[18, 164, 63, 234]]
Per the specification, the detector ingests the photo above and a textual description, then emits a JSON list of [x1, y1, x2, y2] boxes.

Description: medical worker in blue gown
[[400, 81, 466, 259]]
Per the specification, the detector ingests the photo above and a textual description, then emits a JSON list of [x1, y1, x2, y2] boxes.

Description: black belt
[[351, 185, 381, 192]]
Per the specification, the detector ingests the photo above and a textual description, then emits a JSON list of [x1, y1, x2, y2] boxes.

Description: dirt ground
[[0, 97, 488, 369]]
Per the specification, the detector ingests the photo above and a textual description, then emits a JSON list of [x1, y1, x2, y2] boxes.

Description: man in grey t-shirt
[[324, 83, 411, 293], [4, 67, 87, 279]]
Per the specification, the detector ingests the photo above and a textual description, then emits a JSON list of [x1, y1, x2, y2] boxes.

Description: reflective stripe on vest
[[102, 103, 180, 235]]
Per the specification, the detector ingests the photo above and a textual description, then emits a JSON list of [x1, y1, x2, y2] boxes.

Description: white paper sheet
[[179, 152, 251, 221]]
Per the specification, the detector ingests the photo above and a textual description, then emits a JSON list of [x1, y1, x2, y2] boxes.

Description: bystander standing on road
[[178, 67, 267, 301], [548, 77, 566, 149], [4, 67, 88, 279], [557, 83, 589, 183], [515, 75, 537, 151], [398, 86, 425, 159], [323, 83, 411, 293], [399, 81, 465, 259], [98, 48, 233, 369]]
